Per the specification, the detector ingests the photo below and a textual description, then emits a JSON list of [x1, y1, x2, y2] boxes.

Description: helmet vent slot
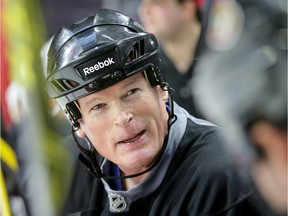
[[127, 39, 145, 63], [52, 79, 80, 92]]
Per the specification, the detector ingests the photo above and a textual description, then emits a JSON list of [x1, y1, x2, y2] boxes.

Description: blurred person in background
[[42, 8, 274, 216], [4, 81, 30, 148], [192, 0, 287, 215], [102, 0, 141, 22], [138, 0, 212, 118]]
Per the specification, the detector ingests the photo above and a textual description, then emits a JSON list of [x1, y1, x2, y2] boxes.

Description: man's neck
[[122, 172, 150, 190]]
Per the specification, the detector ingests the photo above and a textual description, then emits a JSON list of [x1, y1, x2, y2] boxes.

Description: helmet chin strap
[[72, 129, 170, 179], [71, 84, 177, 180]]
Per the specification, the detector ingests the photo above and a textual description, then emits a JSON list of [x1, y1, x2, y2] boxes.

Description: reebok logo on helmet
[[76, 55, 116, 80], [83, 57, 115, 75]]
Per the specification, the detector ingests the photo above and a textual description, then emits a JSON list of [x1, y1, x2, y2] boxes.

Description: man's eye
[[127, 88, 139, 96], [92, 103, 105, 111]]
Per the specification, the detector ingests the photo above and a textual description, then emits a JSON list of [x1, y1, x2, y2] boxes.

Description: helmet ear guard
[[66, 102, 81, 129], [143, 66, 162, 87]]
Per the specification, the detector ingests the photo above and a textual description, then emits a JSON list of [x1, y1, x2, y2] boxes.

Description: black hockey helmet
[[44, 8, 164, 127]]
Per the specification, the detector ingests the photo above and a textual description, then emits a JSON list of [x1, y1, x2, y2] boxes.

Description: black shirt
[[158, 31, 208, 119]]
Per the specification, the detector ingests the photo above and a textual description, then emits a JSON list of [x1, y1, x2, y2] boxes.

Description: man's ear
[[159, 86, 169, 101], [75, 124, 86, 138]]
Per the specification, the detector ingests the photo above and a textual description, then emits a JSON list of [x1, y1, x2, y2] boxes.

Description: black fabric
[[64, 119, 275, 216]]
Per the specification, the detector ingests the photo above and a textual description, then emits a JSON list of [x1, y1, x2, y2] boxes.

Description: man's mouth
[[119, 130, 145, 144]]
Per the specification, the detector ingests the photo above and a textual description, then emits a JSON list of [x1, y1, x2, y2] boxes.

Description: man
[[43, 8, 272, 215], [192, 0, 287, 215], [138, 0, 212, 117]]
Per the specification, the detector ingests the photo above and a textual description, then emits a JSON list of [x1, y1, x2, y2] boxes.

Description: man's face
[[76, 73, 169, 175], [249, 121, 287, 213], [138, 0, 186, 40]]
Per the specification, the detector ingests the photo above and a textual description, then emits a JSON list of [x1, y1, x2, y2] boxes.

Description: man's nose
[[113, 103, 133, 127]]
